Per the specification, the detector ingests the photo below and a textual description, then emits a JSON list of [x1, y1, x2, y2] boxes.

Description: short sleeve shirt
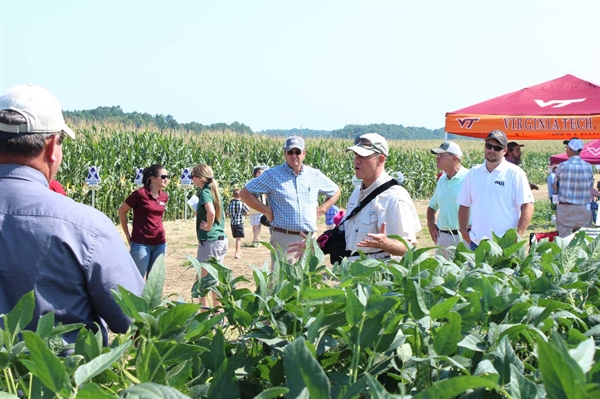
[[196, 185, 226, 241], [343, 172, 422, 253], [457, 160, 534, 244], [125, 186, 168, 245], [244, 163, 339, 231], [429, 167, 469, 231]]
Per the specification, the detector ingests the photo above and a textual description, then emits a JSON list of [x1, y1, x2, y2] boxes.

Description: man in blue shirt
[[0, 84, 144, 346], [240, 136, 340, 264]]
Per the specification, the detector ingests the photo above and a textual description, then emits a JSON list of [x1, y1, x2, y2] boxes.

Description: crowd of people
[[2, 83, 598, 346]]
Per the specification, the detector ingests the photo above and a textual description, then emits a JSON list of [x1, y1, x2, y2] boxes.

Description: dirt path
[[146, 184, 551, 300]]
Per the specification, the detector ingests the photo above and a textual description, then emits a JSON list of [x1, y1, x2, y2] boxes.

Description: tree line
[[64, 106, 465, 140]]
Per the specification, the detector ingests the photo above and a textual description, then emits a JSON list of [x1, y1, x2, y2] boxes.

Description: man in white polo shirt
[[427, 141, 469, 258], [457, 130, 535, 250]]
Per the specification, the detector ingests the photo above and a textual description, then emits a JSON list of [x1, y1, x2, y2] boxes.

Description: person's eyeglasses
[[287, 149, 302, 156], [354, 137, 384, 154], [160, 175, 170, 179], [485, 142, 505, 152]]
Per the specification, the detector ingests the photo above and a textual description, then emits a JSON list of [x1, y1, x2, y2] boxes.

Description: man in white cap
[[458, 130, 534, 249], [240, 135, 340, 264], [554, 137, 594, 237], [0, 84, 144, 346], [427, 141, 469, 258], [289, 133, 421, 261]]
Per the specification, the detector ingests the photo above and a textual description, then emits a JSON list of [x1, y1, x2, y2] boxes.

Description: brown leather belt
[[271, 227, 307, 235]]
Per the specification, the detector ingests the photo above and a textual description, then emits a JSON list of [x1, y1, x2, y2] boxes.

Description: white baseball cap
[[0, 84, 75, 139], [346, 133, 389, 157], [430, 141, 463, 159], [563, 137, 583, 152]]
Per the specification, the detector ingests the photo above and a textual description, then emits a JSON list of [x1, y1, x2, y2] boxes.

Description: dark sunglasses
[[159, 174, 170, 179], [354, 137, 384, 154], [485, 142, 505, 152], [287, 149, 302, 156]]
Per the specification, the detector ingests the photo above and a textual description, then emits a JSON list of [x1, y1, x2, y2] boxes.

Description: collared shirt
[[343, 172, 422, 257], [458, 159, 534, 244], [227, 199, 249, 225], [196, 184, 226, 241], [125, 186, 168, 245], [244, 162, 339, 232], [429, 166, 469, 231], [556, 156, 593, 204], [0, 164, 145, 345]]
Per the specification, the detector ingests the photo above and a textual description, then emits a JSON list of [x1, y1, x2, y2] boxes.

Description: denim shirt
[[0, 164, 144, 345]]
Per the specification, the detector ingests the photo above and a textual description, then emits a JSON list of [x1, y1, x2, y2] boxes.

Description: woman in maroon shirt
[[118, 164, 169, 277]]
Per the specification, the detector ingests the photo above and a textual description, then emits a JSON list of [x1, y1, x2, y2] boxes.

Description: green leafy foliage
[[2, 230, 600, 398]]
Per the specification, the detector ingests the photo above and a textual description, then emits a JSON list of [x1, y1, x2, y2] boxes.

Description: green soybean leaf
[[538, 333, 587, 399], [21, 331, 69, 396], [430, 296, 460, 320], [74, 341, 131, 386], [158, 303, 201, 338], [413, 376, 501, 399], [283, 337, 330, 399], [433, 312, 461, 356], [345, 288, 365, 327], [120, 382, 192, 399], [144, 254, 166, 309], [76, 382, 119, 398], [509, 363, 537, 399], [491, 336, 524, 385], [6, 291, 34, 345], [301, 287, 345, 299], [208, 359, 240, 399]]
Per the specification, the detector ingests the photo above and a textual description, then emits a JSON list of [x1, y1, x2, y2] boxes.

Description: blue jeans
[[469, 241, 478, 251], [130, 242, 167, 277]]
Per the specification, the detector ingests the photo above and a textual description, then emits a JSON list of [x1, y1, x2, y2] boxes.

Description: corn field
[[57, 125, 563, 223]]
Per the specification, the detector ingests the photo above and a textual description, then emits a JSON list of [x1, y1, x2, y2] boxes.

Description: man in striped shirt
[[554, 137, 594, 237]]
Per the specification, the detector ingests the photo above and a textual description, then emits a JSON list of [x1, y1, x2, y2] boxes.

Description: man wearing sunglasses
[[0, 84, 144, 346], [457, 130, 534, 250], [240, 135, 340, 263]]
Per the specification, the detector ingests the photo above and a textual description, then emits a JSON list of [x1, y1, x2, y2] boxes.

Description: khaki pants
[[270, 230, 303, 265], [437, 231, 462, 259], [556, 203, 592, 238]]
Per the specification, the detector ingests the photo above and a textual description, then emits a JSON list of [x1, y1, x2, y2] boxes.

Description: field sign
[[134, 167, 144, 186], [180, 168, 193, 187], [86, 166, 101, 189]]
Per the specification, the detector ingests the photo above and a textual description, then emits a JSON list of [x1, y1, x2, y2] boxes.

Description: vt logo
[[534, 98, 586, 108], [588, 147, 600, 156], [457, 118, 480, 129]]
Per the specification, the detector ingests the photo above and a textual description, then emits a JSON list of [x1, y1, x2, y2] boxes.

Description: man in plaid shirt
[[227, 189, 249, 259], [555, 137, 594, 237]]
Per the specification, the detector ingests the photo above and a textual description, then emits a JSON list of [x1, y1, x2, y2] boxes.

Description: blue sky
[[1, 0, 599, 131]]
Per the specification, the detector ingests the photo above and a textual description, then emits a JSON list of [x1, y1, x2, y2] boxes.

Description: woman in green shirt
[[192, 163, 227, 309]]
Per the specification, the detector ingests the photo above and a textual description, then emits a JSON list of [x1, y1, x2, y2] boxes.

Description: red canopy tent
[[550, 139, 600, 165], [445, 74, 600, 140]]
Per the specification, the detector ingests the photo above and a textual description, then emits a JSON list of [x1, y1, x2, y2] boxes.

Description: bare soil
[[137, 184, 550, 300]]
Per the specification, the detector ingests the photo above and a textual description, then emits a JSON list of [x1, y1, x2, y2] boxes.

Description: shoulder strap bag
[[317, 179, 399, 263]]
